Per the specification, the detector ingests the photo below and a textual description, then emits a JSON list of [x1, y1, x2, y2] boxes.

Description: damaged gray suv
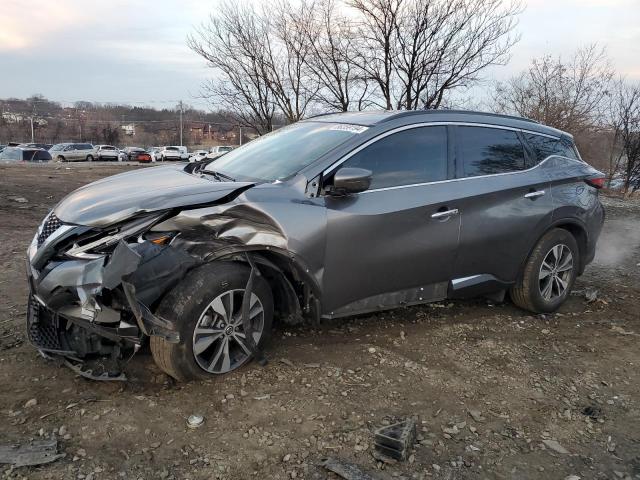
[[26, 110, 605, 381]]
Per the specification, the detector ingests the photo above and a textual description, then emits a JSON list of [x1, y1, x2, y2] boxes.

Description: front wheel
[[150, 262, 273, 381], [86, 155, 94, 162], [510, 228, 579, 313]]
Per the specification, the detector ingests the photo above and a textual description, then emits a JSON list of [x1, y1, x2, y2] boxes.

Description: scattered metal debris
[[373, 419, 416, 461], [187, 414, 205, 429], [585, 289, 598, 302], [542, 439, 569, 455], [0, 438, 64, 467], [611, 325, 637, 336], [320, 457, 380, 480]]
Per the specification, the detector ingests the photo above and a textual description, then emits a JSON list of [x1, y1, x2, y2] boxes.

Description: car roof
[[303, 109, 568, 138]]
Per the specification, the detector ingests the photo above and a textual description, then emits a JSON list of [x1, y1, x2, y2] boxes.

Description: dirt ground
[[0, 162, 639, 480]]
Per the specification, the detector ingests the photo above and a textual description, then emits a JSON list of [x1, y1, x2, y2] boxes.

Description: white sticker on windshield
[[330, 124, 369, 134]]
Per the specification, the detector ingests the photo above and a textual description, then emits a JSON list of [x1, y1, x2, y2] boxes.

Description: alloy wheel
[[538, 244, 573, 301], [192, 289, 264, 374]]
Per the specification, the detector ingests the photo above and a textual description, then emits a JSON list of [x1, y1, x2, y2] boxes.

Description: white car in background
[[206, 145, 234, 160], [158, 146, 189, 161], [95, 145, 120, 161], [188, 150, 208, 162], [148, 147, 162, 162]]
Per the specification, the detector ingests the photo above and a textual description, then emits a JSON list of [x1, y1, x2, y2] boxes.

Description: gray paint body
[[27, 110, 604, 358]]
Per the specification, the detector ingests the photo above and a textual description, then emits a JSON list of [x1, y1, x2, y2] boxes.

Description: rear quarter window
[[524, 133, 578, 164], [457, 126, 526, 177]]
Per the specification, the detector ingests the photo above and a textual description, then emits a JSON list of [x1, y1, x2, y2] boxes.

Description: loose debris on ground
[[0, 163, 639, 479]]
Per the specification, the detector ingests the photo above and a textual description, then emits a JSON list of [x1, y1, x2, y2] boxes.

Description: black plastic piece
[[373, 419, 416, 461]]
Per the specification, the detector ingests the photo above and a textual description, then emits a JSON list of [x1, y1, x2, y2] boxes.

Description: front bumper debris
[[27, 236, 196, 379]]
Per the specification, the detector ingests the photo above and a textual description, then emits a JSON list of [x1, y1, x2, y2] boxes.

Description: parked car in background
[[18, 143, 53, 150], [122, 147, 146, 161], [0, 146, 52, 162], [95, 145, 120, 161], [133, 151, 152, 163], [24, 110, 605, 381], [206, 145, 234, 160], [188, 150, 208, 162], [157, 146, 186, 161], [118, 149, 127, 162], [49, 143, 97, 162], [148, 147, 162, 162]]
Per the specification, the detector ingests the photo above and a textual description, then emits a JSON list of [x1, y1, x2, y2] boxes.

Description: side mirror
[[331, 167, 372, 195]]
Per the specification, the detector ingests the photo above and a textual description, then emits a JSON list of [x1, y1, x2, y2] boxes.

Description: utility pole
[[179, 100, 183, 146], [30, 104, 36, 142]]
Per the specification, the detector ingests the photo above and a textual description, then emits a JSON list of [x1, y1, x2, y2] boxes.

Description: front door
[[321, 125, 460, 317]]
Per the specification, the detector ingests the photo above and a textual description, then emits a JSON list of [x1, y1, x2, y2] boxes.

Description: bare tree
[[493, 44, 614, 132], [189, 2, 276, 134], [189, 0, 320, 132], [608, 79, 640, 193], [299, 0, 371, 111], [348, 0, 521, 110]]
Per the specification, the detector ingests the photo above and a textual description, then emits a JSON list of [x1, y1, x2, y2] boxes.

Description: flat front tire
[[510, 228, 579, 313], [150, 262, 273, 381]]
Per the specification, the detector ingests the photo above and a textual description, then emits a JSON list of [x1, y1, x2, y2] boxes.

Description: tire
[[150, 262, 273, 381], [510, 228, 579, 313], [56, 156, 65, 162], [86, 155, 94, 162]]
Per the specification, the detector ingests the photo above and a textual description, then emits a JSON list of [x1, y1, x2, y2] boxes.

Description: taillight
[[585, 176, 606, 189]]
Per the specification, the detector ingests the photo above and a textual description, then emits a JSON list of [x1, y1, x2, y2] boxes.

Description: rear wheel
[[510, 228, 579, 313], [150, 262, 273, 381]]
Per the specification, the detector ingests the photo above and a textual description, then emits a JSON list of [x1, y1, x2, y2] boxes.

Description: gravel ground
[[0, 162, 639, 480]]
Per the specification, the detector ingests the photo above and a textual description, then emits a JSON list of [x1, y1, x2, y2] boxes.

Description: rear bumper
[[582, 199, 605, 271]]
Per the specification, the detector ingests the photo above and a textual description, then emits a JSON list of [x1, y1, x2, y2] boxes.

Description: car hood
[[54, 165, 254, 227]]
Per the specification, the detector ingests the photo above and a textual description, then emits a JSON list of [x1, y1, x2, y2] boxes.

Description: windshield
[[204, 122, 365, 181]]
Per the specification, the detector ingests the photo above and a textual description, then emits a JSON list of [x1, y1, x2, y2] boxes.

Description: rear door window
[[457, 126, 526, 177], [342, 126, 448, 190]]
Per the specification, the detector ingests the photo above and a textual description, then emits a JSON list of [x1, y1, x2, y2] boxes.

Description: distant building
[[121, 124, 135, 136]]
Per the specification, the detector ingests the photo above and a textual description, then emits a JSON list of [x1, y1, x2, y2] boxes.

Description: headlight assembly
[[65, 214, 167, 259]]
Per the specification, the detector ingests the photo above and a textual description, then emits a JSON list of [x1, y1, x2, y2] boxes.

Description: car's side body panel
[[321, 183, 461, 314]]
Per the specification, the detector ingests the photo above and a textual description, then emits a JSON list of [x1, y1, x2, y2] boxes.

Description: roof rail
[[380, 109, 539, 124]]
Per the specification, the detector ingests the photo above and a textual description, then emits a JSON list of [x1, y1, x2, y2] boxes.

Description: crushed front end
[[26, 211, 193, 380]]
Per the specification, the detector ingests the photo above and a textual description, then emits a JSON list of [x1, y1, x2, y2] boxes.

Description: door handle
[[524, 190, 545, 199], [431, 208, 459, 219]]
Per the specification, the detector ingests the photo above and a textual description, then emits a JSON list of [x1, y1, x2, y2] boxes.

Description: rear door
[[321, 125, 460, 316], [450, 125, 553, 285], [69, 144, 82, 161]]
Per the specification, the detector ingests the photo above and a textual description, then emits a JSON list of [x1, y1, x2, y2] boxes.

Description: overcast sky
[[0, 0, 639, 109]]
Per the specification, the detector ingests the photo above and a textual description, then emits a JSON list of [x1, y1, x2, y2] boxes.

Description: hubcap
[[192, 289, 264, 374], [538, 244, 573, 301]]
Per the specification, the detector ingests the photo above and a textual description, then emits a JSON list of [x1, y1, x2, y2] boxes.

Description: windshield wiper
[[199, 170, 236, 182]]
